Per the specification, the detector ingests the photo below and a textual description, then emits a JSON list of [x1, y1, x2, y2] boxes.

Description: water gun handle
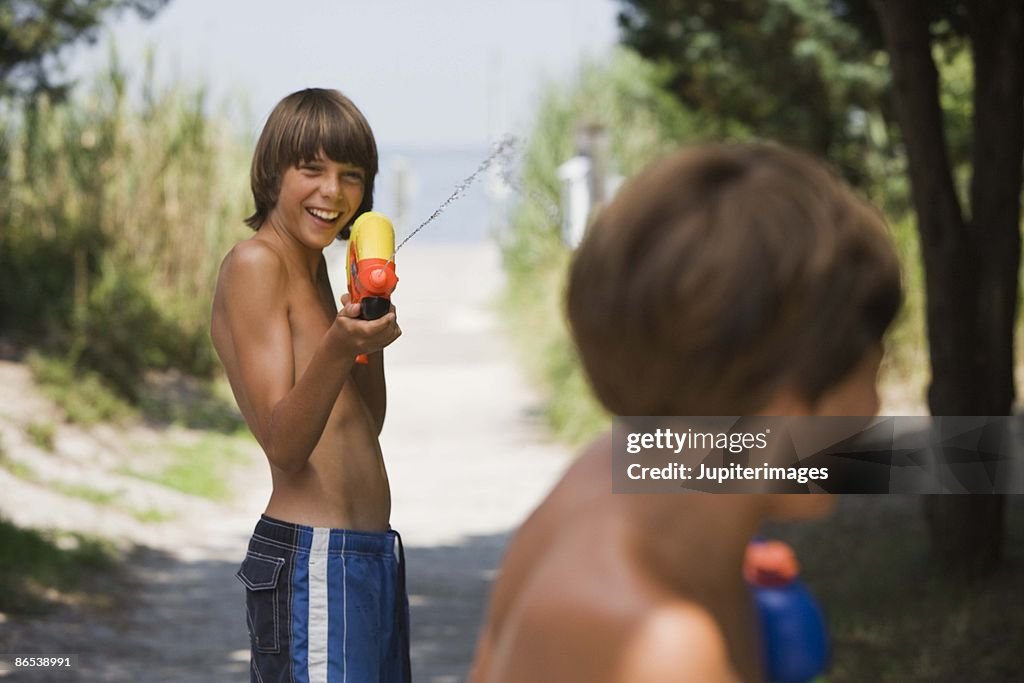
[[349, 260, 398, 364], [346, 212, 399, 364], [745, 540, 830, 683]]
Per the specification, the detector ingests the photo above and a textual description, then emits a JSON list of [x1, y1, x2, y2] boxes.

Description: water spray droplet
[[390, 135, 521, 260]]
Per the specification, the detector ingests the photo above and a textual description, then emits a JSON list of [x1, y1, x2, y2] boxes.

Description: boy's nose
[[321, 176, 340, 198]]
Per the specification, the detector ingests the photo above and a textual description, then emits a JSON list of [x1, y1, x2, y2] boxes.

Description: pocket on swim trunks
[[236, 551, 286, 654]]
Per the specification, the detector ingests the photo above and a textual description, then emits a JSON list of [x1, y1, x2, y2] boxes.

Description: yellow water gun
[[346, 211, 400, 364]]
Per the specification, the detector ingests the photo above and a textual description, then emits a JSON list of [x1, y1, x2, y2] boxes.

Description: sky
[[72, 0, 623, 150]]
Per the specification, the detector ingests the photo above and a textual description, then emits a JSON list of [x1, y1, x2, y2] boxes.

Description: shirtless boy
[[471, 143, 902, 682], [211, 88, 407, 683]]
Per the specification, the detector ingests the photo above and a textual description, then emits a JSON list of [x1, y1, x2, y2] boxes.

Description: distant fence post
[[556, 123, 622, 249]]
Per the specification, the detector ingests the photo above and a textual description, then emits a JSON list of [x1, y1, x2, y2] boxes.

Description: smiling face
[[246, 89, 378, 232], [268, 152, 366, 249]]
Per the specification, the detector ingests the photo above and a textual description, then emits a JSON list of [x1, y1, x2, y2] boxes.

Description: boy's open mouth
[[306, 207, 341, 225]]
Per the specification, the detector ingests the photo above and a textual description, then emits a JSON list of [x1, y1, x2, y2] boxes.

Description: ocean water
[[372, 146, 513, 247]]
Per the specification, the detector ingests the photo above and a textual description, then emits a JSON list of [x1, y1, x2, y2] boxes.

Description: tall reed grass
[[0, 51, 252, 397]]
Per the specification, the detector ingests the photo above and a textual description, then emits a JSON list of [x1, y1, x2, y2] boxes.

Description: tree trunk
[[873, 0, 1023, 578]]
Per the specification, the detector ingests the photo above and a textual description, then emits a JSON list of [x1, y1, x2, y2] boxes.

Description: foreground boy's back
[[211, 89, 409, 682], [471, 143, 902, 682]]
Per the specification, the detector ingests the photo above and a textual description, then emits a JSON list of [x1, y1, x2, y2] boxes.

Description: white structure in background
[[391, 156, 417, 235], [557, 155, 593, 249], [556, 124, 623, 249]]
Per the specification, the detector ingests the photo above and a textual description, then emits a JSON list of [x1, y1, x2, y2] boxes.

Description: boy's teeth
[[309, 208, 340, 221]]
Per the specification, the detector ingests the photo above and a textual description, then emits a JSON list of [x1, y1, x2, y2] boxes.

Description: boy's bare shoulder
[[218, 238, 288, 291], [614, 602, 743, 683], [222, 238, 286, 273]]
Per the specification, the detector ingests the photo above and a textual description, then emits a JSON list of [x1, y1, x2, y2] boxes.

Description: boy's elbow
[[270, 458, 304, 475], [265, 443, 308, 474]]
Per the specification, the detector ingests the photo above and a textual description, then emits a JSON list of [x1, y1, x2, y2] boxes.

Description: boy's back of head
[[567, 143, 902, 416]]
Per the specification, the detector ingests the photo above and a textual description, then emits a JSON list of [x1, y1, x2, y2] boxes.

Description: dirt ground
[[0, 242, 573, 682]]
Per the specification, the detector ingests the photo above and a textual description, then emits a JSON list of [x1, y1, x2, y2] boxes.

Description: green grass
[[25, 350, 246, 434], [0, 517, 118, 615], [130, 507, 174, 523], [137, 375, 247, 434], [0, 450, 37, 480], [1, 452, 173, 522], [765, 496, 1024, 682], [121, 432, 253, 501], [49, 482, 171, 522], [26, 352, 134, 426], [26, 420, 56, 451], [49, 482, 118, 506]]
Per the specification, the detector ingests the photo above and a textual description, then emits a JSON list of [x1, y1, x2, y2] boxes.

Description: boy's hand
[[332, 293, 401, 358]]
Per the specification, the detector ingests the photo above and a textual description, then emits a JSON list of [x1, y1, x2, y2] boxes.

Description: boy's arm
[[615, 605, 746, 683], [222, 242, 400, 472], [467, 626, 494, 683]]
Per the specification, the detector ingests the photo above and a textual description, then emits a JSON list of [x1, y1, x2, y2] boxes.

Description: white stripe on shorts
[[308, 527, 330, 683]]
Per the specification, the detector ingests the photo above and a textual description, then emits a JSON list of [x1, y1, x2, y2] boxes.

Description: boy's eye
[[342, 172, 365, 184]]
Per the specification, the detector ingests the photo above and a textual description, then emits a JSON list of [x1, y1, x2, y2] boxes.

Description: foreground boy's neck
[[625, 494, 762, 586]]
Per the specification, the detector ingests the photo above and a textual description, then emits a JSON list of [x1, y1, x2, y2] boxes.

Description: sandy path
[[0, 241, 573, 682], [372, 243, 573, 681]]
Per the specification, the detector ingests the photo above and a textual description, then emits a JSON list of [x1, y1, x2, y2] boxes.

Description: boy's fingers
[[339, 301, 362, 318], [369, 314, 401, 340], [372, 314, 400, 337]]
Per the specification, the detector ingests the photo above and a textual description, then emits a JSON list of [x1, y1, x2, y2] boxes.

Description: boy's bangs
[[287, 104, 376, 173]]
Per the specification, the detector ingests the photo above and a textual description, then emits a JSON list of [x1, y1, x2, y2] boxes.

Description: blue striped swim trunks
[[236, 515, 411, 683]]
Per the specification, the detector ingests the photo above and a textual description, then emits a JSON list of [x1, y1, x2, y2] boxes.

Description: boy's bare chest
[[287, 279, 337, 367]]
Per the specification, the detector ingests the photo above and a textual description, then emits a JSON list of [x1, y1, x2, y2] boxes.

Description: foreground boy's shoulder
[[615, 603, 742, 683]]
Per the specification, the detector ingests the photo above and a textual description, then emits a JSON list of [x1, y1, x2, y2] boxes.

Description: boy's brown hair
[[567, 143, 902, 416], [245, 88, 378, 232]]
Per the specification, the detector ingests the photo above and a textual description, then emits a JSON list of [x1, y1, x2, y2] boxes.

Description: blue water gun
[[744, 539, 830, 683]]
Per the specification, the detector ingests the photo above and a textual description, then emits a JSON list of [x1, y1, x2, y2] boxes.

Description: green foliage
[[501, 49, 705, 444], [613, 0, 979, 221], [617, 0, 894, 185], [502, 46, 936, 440], [0, 0, 169, 101], [0, 52, 252, 400], [0, 516, 117, 614], [934, 39, 974, 211], [27, 351, 133, 425], [879, 215, 928, 406], [137, 376, 248, 434]]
